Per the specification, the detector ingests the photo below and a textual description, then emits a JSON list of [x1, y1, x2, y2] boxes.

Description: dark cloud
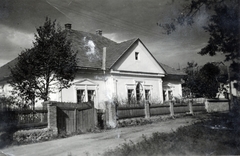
[[0, 0, 224, 68], [0, 0, 67, 33]]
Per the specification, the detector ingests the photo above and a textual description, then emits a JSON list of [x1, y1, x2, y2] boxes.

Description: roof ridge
[[117, 38, 138, 44], [108, 38, 139, 68], [66, 29, 118, 44]]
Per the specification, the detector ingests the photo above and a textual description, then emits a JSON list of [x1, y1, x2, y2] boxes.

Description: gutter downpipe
[[102, 47, 106, 74]]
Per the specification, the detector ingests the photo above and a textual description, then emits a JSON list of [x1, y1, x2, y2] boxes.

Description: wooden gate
[[57, 102, 96, 134]]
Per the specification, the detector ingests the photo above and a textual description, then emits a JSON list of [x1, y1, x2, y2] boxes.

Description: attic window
[[135, 52, 139, 60]]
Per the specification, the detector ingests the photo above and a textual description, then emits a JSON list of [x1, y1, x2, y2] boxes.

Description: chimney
[[65, 23, 72, 30], [96, 29, 102, 36], [102, 47, 106, 72]]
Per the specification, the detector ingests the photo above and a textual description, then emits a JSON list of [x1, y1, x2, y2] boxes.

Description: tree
[[10, 17, 77, 106], [158, 0, 239, 78], [183, 62, 220, 98], [198, 63, 220, 98], [182, 61, 200, 97]]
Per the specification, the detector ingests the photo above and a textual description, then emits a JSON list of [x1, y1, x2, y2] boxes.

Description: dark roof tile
[[158, 62, 186, 76]]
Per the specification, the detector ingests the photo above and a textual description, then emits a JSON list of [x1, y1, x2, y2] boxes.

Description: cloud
[[104, 33, 127, 43], [0, 0, 225, 69], [0, 25, 34, 65]]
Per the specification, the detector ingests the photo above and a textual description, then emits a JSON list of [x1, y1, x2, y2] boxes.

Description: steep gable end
[[111, 39, 165, 75]]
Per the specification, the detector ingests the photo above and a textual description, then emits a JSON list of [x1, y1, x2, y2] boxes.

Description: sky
[[0, 0, 226, 69]]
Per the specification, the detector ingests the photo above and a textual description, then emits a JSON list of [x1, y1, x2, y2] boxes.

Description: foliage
[[0, 96, 27, 109], [10, 17, 78, 103], [182, 61, 200, 97], [183, 62, 220, 98], [0, 96, 14, 109], [13, 128, 57, 145], [158, 0, 240, 77], [198, 62, 220, 98]]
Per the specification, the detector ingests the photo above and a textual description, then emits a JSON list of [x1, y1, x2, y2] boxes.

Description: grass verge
[[103, 112, 240, 156]]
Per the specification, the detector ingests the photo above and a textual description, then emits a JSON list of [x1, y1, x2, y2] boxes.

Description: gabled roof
[[0, 28, 184, 82], [106, 38, 138, 68], [65, 29, 117, 68], [0, 58, 18, 83], [158, 62, 186, 76]]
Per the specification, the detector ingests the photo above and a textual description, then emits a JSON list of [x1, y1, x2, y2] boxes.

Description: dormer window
[[135, 52, 139, 60]]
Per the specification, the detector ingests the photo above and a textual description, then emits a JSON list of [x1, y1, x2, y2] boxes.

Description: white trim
[[110, 70, 165, 77]]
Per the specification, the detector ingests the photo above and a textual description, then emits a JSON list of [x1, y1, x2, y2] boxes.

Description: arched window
[[136, 82, 143, 104]]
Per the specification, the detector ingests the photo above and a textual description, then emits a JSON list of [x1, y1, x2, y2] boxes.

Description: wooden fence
[[114, 101, 206, 121], [173, 104, 189, 114], [149, 104, 169, 116], [0, 108, 48, 130], [45, 101, 96, 135], [117, 105, 145, 119]]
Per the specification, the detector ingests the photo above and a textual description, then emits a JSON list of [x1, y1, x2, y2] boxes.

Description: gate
[[56, 102, 96, 134]]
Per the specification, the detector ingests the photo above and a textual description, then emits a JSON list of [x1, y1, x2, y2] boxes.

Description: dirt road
[[1, 116, 200, 156]]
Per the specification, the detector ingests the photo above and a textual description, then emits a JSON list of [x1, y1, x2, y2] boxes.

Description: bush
[[117, 115, 173, 128], [13, 128, 57, 145]]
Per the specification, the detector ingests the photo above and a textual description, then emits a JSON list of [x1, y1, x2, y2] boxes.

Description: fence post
[[169, 101, 174, 117], [144, 101, 150, 118], [189, 100, 193, 115], [205, 99, 209, 113], [47, 101, 58, 135], [105, 101, 117, 128]]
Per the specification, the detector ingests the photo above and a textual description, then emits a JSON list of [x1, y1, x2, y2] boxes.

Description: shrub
[[13, 128, 57, 144]]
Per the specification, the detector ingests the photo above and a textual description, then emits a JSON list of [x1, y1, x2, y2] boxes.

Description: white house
[[0, 24, 185, 109]]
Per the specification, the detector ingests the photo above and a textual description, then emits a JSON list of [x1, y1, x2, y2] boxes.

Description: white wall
[[56, 72, 164, 109], [112, 74, 163, 104], [112, 41, 165, 75], [54, 72, 109, 110], [163, 78, 183, 101]]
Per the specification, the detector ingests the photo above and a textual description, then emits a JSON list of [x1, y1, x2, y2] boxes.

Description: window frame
[[135, 52, 139, 60]]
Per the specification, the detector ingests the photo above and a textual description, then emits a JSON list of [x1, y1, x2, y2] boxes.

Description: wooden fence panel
[[76, 110, 83, 132], [149, 105, 170, 116], [117, 106, 145, 119], [192, 104, 206, 112], [56, 102, 95, 134], [173, 104, 189, 114], [57, 108, 67, 133]]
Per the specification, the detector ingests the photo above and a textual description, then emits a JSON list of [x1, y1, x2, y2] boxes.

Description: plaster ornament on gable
[[74, 79, 99, 86]]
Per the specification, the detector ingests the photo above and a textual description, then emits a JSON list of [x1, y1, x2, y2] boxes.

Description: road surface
[[1, 116, 201, 156]]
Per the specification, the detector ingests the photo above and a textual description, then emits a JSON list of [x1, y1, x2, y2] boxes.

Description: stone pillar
[[205, 100, 209, 113], [169, 101, 174, 117], [105, 102, 117, 128], [189, 100, 193, 115], [47, 101, 58, 135], [144, 101, 150, 118]]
